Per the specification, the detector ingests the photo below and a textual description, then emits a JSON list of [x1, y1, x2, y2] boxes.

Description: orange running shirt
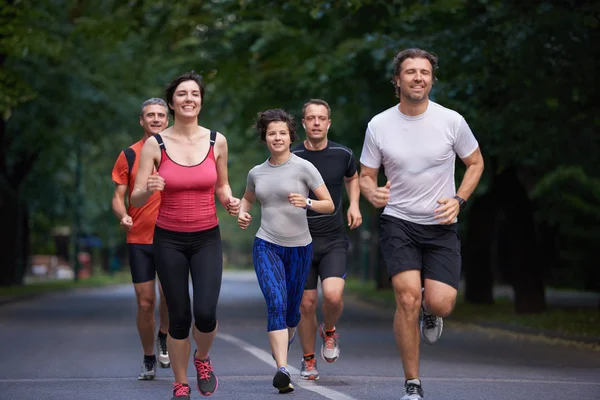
[[111, 138, 160, 244]]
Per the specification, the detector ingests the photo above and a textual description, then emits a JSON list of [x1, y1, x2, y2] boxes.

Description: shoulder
[[291, 154, 318, 171], [290, 142, 305, 154], [327, 141, 353, 156], [368, 104, 400, 127], [428, 101, 463, 124]]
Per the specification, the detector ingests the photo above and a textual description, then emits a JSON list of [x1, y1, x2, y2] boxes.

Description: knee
[[169, 314, 192, 340], [394, 288, 422, 315], [300, 293, 318, 315], [137, 295, 156, 315], [194, 309, 217, 333], [425, 294, 456, 318], [322, 291, 343, 309]]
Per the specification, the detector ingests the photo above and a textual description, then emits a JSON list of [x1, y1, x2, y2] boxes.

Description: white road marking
[[218, 332, 358, 399]]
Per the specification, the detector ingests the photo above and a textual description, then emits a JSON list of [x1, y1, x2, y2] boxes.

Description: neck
[[270, 151, 291, 165], [142, 132, 153, 141], [304, 137, 327, 151], [173, 118, 199, 136], [399, 97, 429, 116]]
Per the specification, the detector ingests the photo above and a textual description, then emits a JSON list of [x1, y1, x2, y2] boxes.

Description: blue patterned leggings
[[253, 237, 313, 332]]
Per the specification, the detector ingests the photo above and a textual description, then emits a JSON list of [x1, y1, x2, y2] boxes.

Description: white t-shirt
[[360, 101, 479, 225]]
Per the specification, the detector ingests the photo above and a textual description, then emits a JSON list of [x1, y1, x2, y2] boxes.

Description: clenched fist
[[120, 215, 133, 231], [370, 181, 391, 208], [238, 212, 252, 229], [147, 173, 165, 193]]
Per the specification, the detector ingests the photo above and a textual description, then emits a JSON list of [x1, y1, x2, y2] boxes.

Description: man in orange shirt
[[111, 98, 170, 380]]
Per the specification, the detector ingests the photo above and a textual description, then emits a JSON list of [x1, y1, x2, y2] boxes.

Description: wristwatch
[[454, 195, 467, 211], [305, 198, 313, 209]]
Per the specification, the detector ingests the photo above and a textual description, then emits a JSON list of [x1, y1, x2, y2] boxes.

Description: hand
[[288, 193, 308, 209], [434, 197, 460, 224], [238, 212, 252, 229], [370, 181, 391, 208], [347, 204, 363, 229], [226, 197, 241, 216], [120, 215, 133, 231], [147, 173, 165, 193]]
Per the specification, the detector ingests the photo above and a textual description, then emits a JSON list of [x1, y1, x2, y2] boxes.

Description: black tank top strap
[[153, 133, 165, 149], [209, 130, 216, 146]]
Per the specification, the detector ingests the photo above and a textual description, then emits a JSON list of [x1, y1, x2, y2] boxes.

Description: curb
[[347, 292, 600, 348]]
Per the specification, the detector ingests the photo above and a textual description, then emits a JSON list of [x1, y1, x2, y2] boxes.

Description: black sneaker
[[401, 378, 424, 400], [193, 351, 218, 396], [273, 366, 294, 394], [171, 382, 191, 399]]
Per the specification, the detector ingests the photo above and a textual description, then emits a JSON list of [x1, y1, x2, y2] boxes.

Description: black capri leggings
[[153, 225, 223, 340]]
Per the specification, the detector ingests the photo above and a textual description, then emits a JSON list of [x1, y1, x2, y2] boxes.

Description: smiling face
[[169, 80, 202, 119], [265, 121, 291, 156], [395, 57, 433, 104], [139, 104, 168, 135]]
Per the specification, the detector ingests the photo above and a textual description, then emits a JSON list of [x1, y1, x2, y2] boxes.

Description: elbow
[[326, 201, 335, 214]]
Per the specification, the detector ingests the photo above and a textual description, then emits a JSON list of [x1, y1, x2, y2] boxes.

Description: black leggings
[[153, 225, 223, 339]]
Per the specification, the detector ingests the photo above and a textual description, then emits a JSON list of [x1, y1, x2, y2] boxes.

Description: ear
[[139, 116, 144, 127]]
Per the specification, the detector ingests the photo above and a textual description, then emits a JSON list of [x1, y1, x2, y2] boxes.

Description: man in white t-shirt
[[359, 48, 484, 400]]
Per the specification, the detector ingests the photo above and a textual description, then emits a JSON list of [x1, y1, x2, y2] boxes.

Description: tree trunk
[[0, 196, 19, 286], [463, 191, 496, 304], [495, 167, 547, 313]]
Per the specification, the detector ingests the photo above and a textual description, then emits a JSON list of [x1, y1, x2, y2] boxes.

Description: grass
[[0, 270, 132, 298], [345, 278, 600, 339]]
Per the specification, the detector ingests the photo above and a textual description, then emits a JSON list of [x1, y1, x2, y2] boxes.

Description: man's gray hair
[[140, 98, 168, 117]]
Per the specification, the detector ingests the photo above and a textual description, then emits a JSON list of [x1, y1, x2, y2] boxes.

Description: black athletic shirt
[[291, 140, 357, 237]]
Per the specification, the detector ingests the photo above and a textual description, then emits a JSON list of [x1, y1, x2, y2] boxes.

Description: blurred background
[[1, 0, 598, 325]]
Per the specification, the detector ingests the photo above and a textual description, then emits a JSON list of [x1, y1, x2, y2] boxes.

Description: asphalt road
[[1, 271, 598, 400]]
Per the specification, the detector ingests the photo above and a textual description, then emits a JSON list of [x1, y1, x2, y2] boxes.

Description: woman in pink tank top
[[131, 71, 240, 399]]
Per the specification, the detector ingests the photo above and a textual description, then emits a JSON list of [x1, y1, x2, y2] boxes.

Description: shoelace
[[422, 312, 438, 330], [158, 336, 168, 354], [324, 332, 339, 349], [143, 359, 155, 371], [405, 383, 422, 395], [173, 382, 190, 397], [304, 358, 317, 371], [194, 358, 213, 380]]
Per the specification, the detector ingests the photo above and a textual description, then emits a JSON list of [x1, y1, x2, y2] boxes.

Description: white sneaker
[[137, 357, 156, 380], [401, 378, 424, 400], [419, 291, 443, 345], [156, 334, 170, 368], [320, 324, 340, 363]]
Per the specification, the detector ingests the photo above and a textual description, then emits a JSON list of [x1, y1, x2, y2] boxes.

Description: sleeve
[[359, 124, 381, 169], [454, 117, 479, 159], [345, 149, 357, 178], [111, 152, 129, 186], [246, 168, 256, 193], [302, 160, 325, 190]]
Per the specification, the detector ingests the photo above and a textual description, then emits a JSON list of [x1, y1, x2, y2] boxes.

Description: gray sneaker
[[420, 291, 443, 345], [156, 334, 170, 368], [137, 357, 156, 380], [401, 379, 424, 400], [300, 356, 319, 380], [319, 324, 340, 363]]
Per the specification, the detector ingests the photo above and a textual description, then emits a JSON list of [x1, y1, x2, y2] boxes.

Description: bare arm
[[456, 147, 484, 201], [359, 164, 390, 208], [130, 137, 161, 208], [434, 146, 485, 224], [237, 190, 256, 229], [289, 184, 334, 214], [344, 172, 362, 229], [112, 184, 128, 220], [214, 133, 237, 208]]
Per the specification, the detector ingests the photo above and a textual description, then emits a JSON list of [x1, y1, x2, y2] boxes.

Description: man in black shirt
[[291, 99, 362, 380]]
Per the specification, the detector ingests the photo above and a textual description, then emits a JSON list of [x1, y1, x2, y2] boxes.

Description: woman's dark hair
[[164, 71, 205, 117], [254, 109, 298, 143]]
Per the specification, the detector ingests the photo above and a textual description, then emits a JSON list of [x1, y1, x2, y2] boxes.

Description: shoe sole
[[300, 374, 319, 380], [273, 371, 294, 393], [159, 361, 171, 368], [321, 345, 339, 363], [137, 375, 156, 380], [197, 376, 218, 397]]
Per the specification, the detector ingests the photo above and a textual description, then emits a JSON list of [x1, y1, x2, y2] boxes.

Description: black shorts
[[305, 234, 348, 290], [379, 214, 461, 289], [127, 244, 157, 284]]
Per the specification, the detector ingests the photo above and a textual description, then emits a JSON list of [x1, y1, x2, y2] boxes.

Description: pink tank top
[[154, 131, 219, 232]]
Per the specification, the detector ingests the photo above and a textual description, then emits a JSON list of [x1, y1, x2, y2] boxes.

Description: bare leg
[[269, 329, 289, 368], [299, 289, 318, 355], [321, 277, 345, 331], [133, 281, 157, 355]]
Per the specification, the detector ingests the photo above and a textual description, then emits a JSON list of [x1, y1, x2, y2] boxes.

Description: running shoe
[[193, 351, 218, 396], [320, 324, 340, 363], [272, 366, 294, 394]]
